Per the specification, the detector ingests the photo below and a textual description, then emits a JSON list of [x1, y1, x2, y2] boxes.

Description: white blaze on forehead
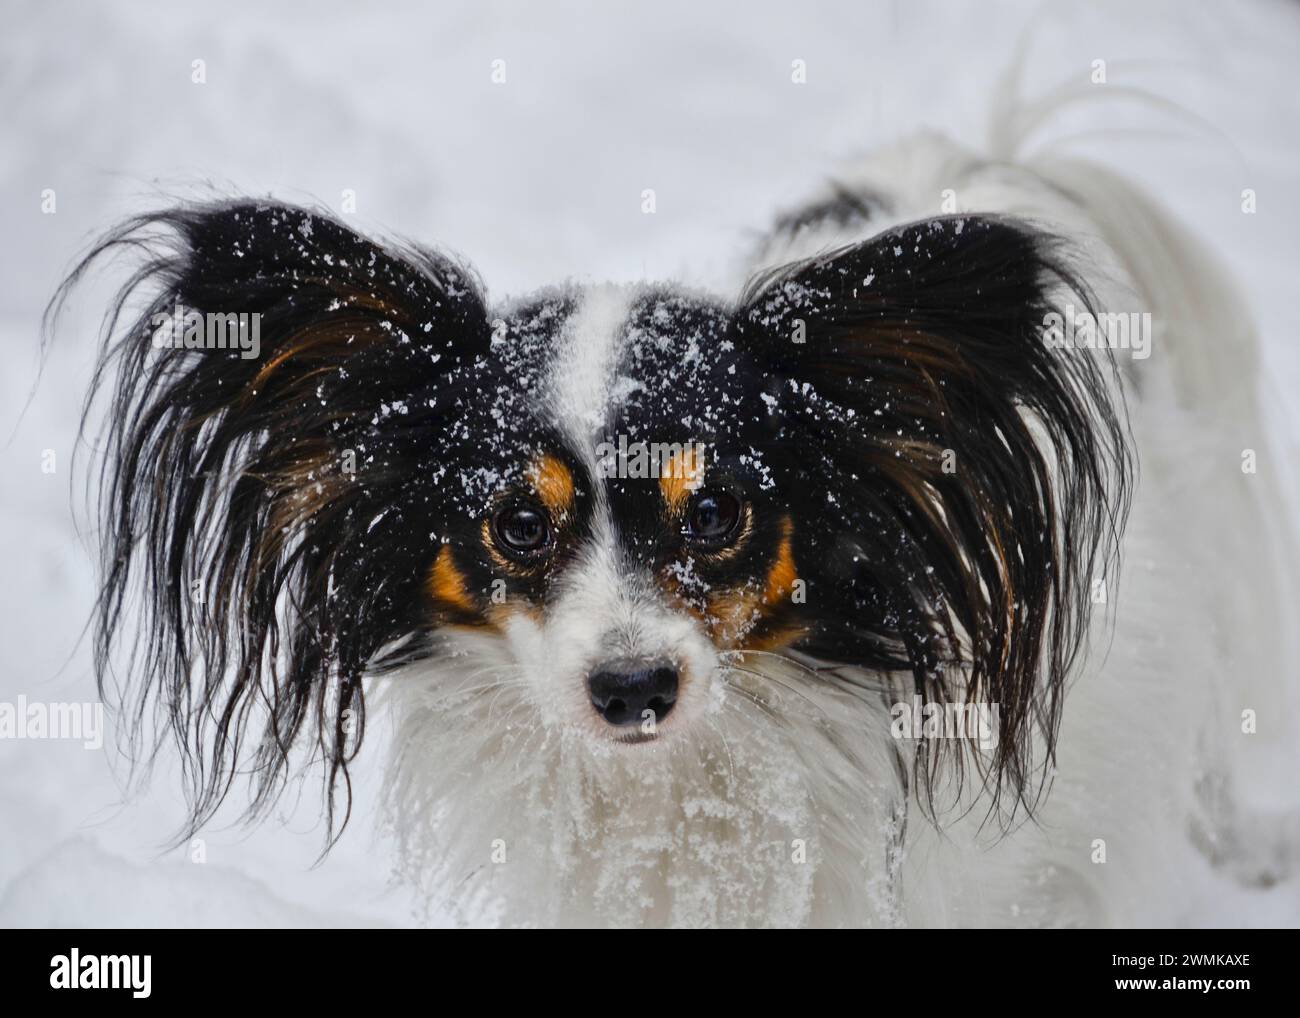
[[534, 284, 719, 690], [545, 284, 637, 465]]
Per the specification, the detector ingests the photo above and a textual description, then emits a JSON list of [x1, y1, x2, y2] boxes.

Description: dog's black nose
[[587, 662, 678, 727]]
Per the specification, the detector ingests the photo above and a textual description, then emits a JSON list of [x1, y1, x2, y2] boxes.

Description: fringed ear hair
[[52, 199, 491, 841], [734, 215, 1133, 823]]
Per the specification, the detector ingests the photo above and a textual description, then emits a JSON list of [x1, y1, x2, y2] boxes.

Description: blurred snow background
[[1, 0, 1298, 926]]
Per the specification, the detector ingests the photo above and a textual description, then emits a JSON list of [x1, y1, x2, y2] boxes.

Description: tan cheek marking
[[659, 571, 709, 625], [751, 520, 807, 649], [487, 602, 543, 628], [706, 590, 762, 648], [475, 520, 543, 625], [659, 445, 706, 511], [762, 519, 797, 606], [705, 517, 799, 648], [525, 454, 575, 519], [428, 546, 479, 614], [658, 563, 752, 646]]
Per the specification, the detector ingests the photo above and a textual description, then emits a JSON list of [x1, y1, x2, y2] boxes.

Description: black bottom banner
[[0, 929, 1286, 1006]]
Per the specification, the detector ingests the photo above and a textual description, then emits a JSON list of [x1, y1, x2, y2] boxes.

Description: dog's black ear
[[55, 199, 491, 839], [734, 215, 1132, 821]]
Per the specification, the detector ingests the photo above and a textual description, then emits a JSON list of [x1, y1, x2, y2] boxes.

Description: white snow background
[[1, 0, 1298, 926]]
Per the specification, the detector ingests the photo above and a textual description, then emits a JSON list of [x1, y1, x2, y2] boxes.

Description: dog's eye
[[685, 492, 742, 546], [492, 502, 551, 558]]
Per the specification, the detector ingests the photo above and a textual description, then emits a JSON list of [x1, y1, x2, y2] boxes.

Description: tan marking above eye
[[525, 453, 576, 518], [659, 445, 707, 511]]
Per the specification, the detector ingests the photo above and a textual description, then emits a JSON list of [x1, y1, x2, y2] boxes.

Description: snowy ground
[[1, 0, 1298, 926]]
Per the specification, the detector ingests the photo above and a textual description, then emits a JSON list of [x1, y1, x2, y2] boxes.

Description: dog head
[[61, 200, 1128, 844]]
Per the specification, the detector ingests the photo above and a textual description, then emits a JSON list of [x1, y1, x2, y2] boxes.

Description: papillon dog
[[58, 96, 1296, 928]]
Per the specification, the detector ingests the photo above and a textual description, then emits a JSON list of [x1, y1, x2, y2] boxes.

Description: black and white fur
[[57, 105, 1295, 927]]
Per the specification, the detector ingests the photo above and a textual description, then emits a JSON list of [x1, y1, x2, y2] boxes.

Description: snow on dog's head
[[410, 282, 818, 747], [61, 198, 1128, 924]]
